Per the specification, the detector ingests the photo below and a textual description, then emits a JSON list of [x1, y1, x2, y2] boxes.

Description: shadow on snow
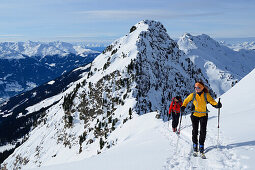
[[205, 140, 255, 153]]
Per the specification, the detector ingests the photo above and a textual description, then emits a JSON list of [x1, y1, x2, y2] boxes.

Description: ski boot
[[193, 143, 199, 157], [199, 145, 206, 159]]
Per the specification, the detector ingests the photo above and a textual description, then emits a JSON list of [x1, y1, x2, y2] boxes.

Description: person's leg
[[199, 115, 208, 152], [191, 114, 199, 145], [172, 112, 180, 128], [176, 113, 180, 130], [172, 112, 177, 128]]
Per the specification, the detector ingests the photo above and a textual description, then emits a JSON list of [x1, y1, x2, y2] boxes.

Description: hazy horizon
[[0, 0, 254, 43], [0, 35, 255, 46]]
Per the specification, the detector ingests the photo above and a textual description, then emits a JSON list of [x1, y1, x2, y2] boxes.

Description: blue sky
[[0, 0, 254, 43]]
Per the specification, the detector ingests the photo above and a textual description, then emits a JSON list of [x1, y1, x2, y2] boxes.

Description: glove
[[181, 106, 185, 113], [214, 102, 222, 108], [168, 112, 171, 118]]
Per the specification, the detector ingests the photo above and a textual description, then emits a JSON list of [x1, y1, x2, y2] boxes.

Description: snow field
[[28, 108, 248, 170]]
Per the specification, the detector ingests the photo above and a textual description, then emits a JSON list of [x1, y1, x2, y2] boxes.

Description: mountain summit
[[178, 33, 255, 95], [1, 20, 212, 169]]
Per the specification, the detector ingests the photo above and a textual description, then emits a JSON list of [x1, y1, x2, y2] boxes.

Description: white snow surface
[[88, 21, 148, 84], [4, 81, 24, 92], [47, 80, 55, 85], [0, 144, 16, 153], [28, 68, 255, 170]]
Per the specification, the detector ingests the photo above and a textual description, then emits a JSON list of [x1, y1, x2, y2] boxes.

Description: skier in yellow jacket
[[181, 81, 222, 155]]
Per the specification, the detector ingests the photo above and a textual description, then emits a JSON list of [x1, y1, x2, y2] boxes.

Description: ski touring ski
[[200, 153, 206, 159], [192, 152, 206, 159], [193, 151, 199, 157], [176, 129, 180, 135]]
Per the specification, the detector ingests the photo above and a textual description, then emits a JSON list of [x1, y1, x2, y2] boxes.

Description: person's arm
[[182, 93, 193, 107], [207, 94, 222, 108], [169, 100, 174, 114], [181, 93, 193, 112]]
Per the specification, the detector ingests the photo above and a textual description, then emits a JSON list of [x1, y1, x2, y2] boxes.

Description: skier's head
[[195, 81, 209, 93], [175, 96, 182, 101]]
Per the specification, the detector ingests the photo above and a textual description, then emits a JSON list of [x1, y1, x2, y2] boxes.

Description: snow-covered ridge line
[[0, 41, 100, 59], [220, 41, 255, 51], [178, 33, 255, 96]]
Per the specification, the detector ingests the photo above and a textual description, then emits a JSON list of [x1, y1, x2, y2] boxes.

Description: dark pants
[[190, 114, 208, 145], [172, 112, 180, 128]]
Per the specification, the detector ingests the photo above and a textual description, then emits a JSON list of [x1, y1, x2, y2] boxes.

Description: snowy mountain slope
[[0, 46, 99, 101], [0, 64, 91, 163], [1, 20, 214, 169], [214, 68, 255, 169], [28, 112, 172, 170], [29, 69, 255, 170], [178, 33, 255, 96]]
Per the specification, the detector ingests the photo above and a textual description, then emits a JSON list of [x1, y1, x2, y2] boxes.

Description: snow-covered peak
[[0, 41, 99, 59], [137, 20, 167, 31], [177, 33, 255, 96], [90, 21, 147, 71], [178, 33, 222, 53], [89, 19, 175, 83]]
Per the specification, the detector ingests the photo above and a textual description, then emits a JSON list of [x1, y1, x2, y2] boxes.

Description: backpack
[[192, 92, 208, 104], [170, 97, 182, 114], [191, 92, 209, 114], [171, 97, 182, 107]]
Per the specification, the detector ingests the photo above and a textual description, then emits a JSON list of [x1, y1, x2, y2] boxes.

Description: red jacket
[[169, 98, 182, 114]]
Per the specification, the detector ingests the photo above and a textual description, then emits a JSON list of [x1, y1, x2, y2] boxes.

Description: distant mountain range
[[220, 41, 255, 51], [0, 41, 99, 59], [0, 41, 100, 102]]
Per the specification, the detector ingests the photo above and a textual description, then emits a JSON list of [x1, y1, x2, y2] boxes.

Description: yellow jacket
[[182, 92, 217, 117]]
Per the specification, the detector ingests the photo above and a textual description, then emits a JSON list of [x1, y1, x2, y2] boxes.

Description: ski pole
[[177, 110, 183, 134], [168, 113, 170, 127], [217, 98, 221, 148]]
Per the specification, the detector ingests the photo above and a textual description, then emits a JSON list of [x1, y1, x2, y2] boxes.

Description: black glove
[[214, 102, 222, 108], [181, 106, 185, 113]]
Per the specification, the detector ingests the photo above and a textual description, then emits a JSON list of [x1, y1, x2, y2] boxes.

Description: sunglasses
[[194, 86, 201, 90]]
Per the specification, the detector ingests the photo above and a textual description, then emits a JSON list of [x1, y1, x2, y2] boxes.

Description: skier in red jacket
[[169, 96, 182, 132]]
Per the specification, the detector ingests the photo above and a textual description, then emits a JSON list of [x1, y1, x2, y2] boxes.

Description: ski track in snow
[[160, 115, 243, 170]]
